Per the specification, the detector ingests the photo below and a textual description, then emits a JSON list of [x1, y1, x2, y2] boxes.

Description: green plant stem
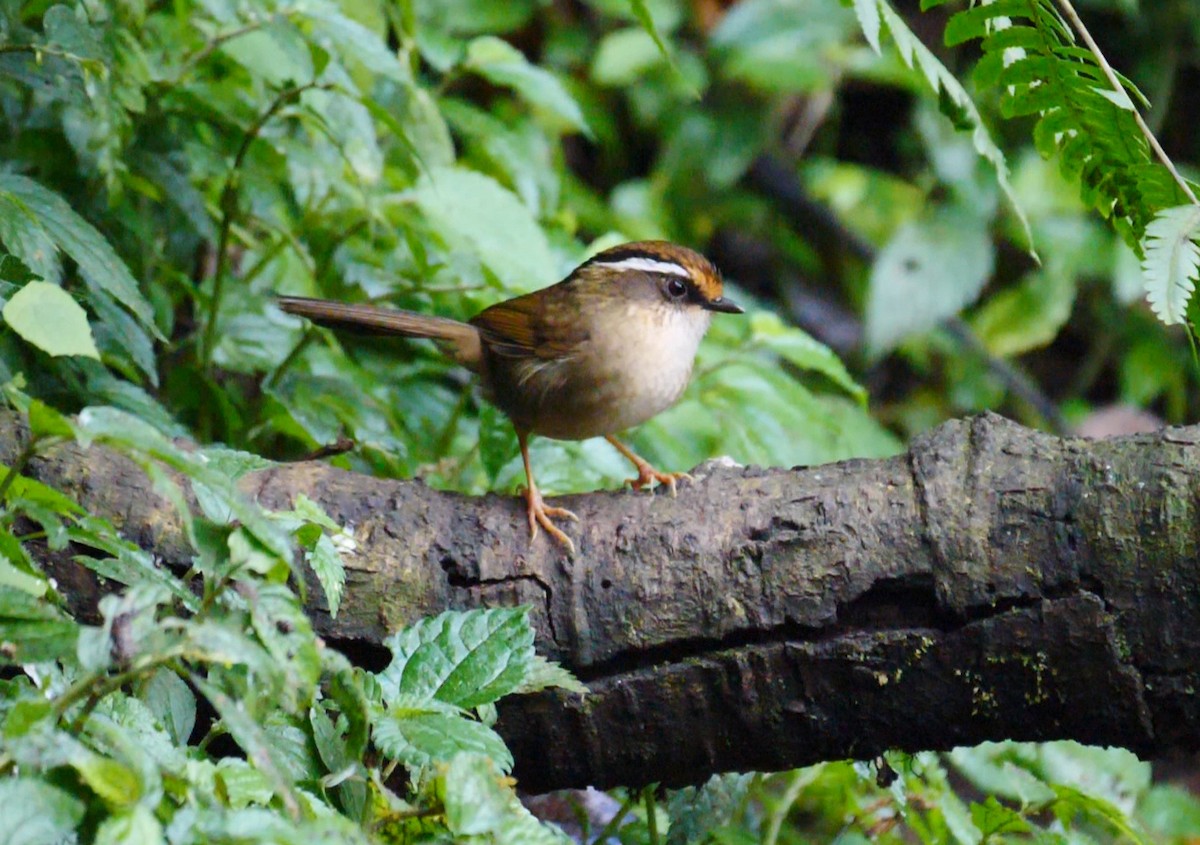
[[1053, 0, 1199, 207], [592, 791, 638, 845], [644, 787, 660, 845], [200, 82, 324, 372], [264, 327, 316, 390], [764, 767, 821, 845], [52, 651, 182, 724], [196, 722, 226, 754], [176, 14, 295, 80]]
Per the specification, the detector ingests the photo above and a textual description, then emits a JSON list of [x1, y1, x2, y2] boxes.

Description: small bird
[[277, 241, 742, 553]]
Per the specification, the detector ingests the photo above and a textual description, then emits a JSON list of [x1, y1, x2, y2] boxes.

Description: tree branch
[[9, 412, 1200, 791]]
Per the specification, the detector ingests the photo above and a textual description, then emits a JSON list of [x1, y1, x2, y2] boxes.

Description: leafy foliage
[[0, 0, 1196, 841]]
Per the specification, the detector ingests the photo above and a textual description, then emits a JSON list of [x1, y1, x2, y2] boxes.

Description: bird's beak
[[704, 296, 744, 314]]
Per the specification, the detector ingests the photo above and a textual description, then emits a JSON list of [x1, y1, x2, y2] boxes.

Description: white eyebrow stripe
[[592, 256, 690, 277]]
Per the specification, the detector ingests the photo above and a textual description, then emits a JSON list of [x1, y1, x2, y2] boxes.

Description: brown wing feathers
[[276, 296, 482, 368]]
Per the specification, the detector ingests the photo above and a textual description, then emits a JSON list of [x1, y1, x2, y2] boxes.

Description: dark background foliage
[[1, 0, 1199, 841]]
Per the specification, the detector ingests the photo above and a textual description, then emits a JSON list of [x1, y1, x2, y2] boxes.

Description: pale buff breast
[[498, 302, 711, 441]]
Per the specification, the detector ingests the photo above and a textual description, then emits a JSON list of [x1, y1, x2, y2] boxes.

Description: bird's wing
[[469, 285, 588, 360]]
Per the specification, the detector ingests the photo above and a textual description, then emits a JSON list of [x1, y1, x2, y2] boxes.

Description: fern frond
[[932, 0, 1188, 248], [852, 0, 1035, 257], [1142, 206, 1200, 325]]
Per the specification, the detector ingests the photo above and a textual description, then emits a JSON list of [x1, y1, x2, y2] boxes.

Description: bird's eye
[[666, 278, 688, 298]]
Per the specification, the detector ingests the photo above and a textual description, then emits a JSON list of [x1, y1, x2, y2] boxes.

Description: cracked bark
[[8, 411, 1200, 792]]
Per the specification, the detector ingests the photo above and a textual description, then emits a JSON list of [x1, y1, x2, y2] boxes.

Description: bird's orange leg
[[518, 431, 578, 553], [604, 436, 692, 496]]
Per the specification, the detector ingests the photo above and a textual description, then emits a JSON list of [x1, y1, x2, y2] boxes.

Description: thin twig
[[1052, 0, 1199, 207], [200, 82, 325, 370]]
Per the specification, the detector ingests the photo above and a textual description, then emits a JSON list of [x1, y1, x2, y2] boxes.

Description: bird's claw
[[625, 466, 693, 497], [523, 485, 578, 553]]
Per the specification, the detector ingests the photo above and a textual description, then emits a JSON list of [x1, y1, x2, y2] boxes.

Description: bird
[[276, 240, 743, 553]]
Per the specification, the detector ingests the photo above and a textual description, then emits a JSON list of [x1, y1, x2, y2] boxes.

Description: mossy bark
[[8, 412, 1200, 790]]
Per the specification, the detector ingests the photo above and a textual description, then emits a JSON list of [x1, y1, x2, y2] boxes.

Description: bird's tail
[[276, 296, 481, 368]]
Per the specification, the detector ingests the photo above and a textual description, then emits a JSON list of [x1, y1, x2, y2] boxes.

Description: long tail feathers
[[276, 296, 481, 368]]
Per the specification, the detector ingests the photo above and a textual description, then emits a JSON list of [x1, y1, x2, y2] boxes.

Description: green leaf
[[94, 806, 164, 845], [306, 533, 346, 618], [26, 399, 75, 440], [748, 312, 865, 402], [1140, 785, 1200, 837], [865, 210, 995, 352], [216, 758, 275, 808], [852, 0, 882, 52], [970, 796, 1030, 839], [0, 778, 85, 845], [440, 752, 513, 835], [591, 28, 667, 86], [412, 167, 557, 293], [1141, 205, 1200, 325], [871, 1, 1035, 257], [439, 753, 573, 844], [971, 267, 1075, 357], [0, 193, 61, 284], [193, 676, 301, 817], [514, 655, 587, 696], [0, 585, 77, 663], [373, 698, 512, 772], [140, 669, 196, 747], [73, 753, 142, 808], [220, 24, 313, 87], [2, 281, 100, 359], [667, 773, 754, 845], [463, 36, 589, 135], [0, 174, 160, 338], [627, 0, 675, 65], [939, 791, 982, 845], [378, 607, 535, 709]]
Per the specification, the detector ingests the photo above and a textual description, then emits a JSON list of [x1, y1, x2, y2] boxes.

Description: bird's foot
[[523, 485, 578, 553], [624, 462, 693, 497]]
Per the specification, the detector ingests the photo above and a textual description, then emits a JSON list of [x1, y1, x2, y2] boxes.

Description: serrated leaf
[[0, 778, 85, 845], [1141, 205, 1200, 325], [0, 174, 160, 337], [852, 0, 882, 52], [306, 533, 346, 618], [872, 1, 1035, 257], [667, 773, 754, 845], [2, 281, 100, 359], [83, 283, 158, 384], [463, 36, 589, 135], [970, 796, 1030, 839], [373, 703, 512, 772], [440, 753, 572, 845], [515, 655, 587, 696], [0, 193, 60, 284], [193, 677, 301, 817], [378, 607, 535, 709], [865, 210, 995, 352]]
